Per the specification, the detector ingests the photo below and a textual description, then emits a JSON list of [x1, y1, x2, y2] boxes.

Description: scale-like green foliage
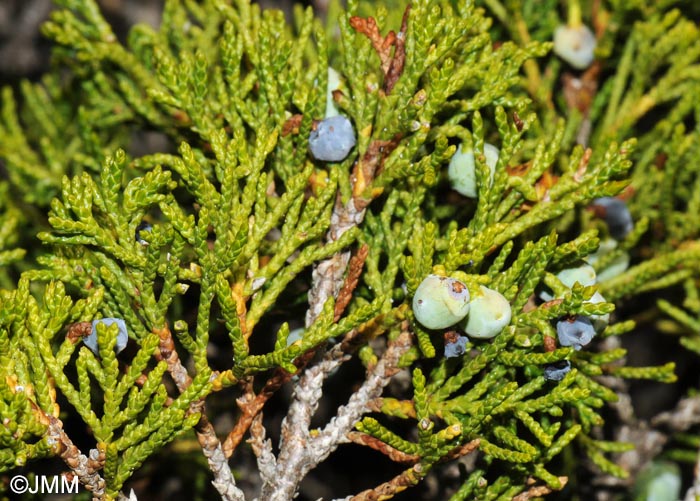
[[0, 0, 698, 499]]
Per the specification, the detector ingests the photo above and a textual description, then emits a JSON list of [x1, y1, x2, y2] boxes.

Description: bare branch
[[47, 415, 106, 498], [305, 198, 363, 327], [652, 395, 700, 431], [263, 327, 412, 500], [513, 477, 569, 501], [260, 347, 349, 499], [684, 446, 700, 501], [309, 327, 411, 465], [153, 325, 245, 501], [249, 413, 277, 486], [197, 416, 245, 501], [335, 243, 369, 322]]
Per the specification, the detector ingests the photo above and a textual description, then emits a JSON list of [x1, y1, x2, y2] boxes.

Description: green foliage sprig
[[0, 0, 696, 499]]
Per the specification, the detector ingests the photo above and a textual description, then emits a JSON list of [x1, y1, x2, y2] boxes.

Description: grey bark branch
[[263, 329, 411, 500], [305, 198, 366, 327], [47, 415, 106, 499]]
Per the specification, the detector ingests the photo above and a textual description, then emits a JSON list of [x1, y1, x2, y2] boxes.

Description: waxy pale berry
[[591, 197, 634, 241], [461, 285, 511, 339], [586, 291, 610, 332], [84, 318, 129, 356], [540, 263, 597, 301], [556, 315, 595, 350], [553, 24, 597, 69], [448, 143, 499, 198], [633, 461, 682, 501], [558, 264, 596, 288], [309, 115, 356, 162], [287, 327, 304, 347], [444, 334, 469, 359], [412, 274, 471, 330], [586, 238, 630, 282], [544, 360, 571, 381]]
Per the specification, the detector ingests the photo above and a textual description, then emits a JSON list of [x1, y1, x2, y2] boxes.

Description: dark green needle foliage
[[0, 0, 697, 499]]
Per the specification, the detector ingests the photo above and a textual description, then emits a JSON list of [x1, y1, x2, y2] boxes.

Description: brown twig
[[304, 138, 394, 325], [384, 6, 410, 93], [196, 414, 244, 501], [305, 83, 401, 328], [334, 243, 370, 321], [346, 431, 420, 464], [66, 321, 93, 344], [345, 433, 479, 473], [349, 463, 423, 501], [305, 198, 359, 326], [222, 378, 256, 458], [222, 345, 322, 458], [152, 324, 244, 501], [443, 438, 481, 462], [86, 446, 105, 475], [349, 16, 396, 76], [349, 6, 410, 94], [351, 135, 402, 208], [652, 394, 700, 431], [222, 373, 284, 458], [512, 476, 568, 501], [47, 415, 107, 497], [153, 324, 191, 391]]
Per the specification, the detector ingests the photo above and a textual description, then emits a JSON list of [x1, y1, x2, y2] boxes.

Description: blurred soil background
[[0, 0, 334, 82]]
